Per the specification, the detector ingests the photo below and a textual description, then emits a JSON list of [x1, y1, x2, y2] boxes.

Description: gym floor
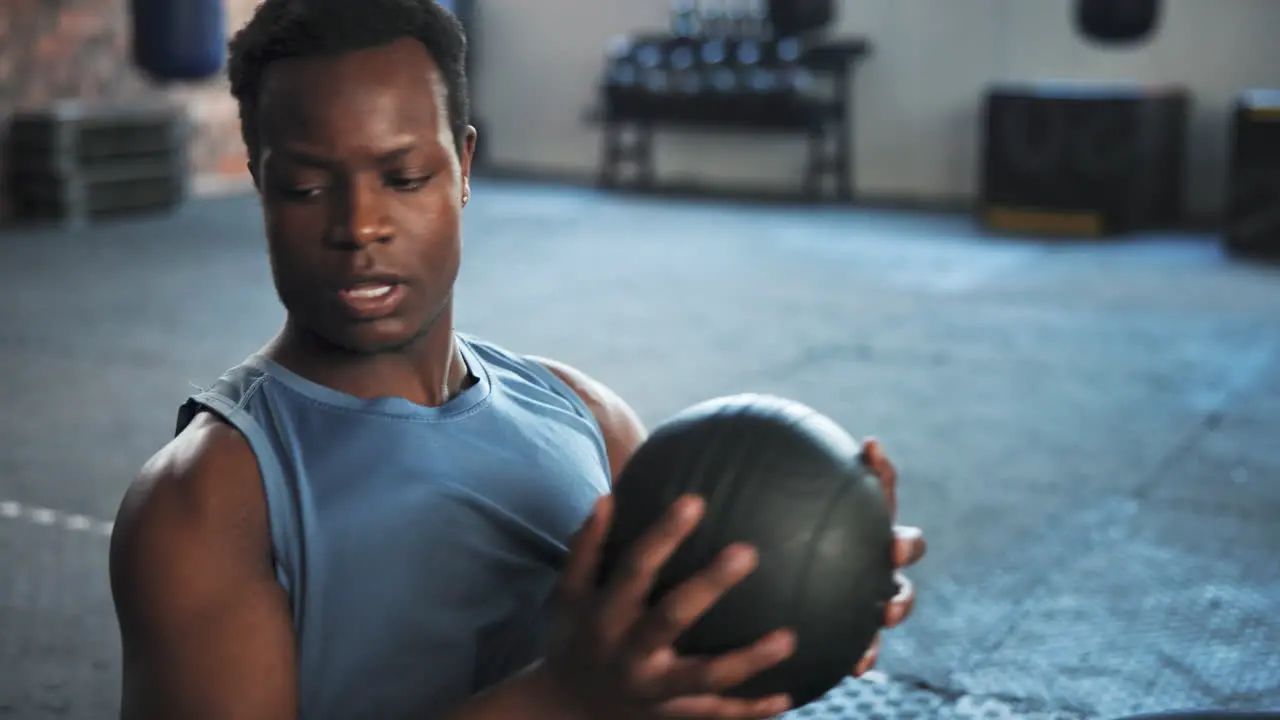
[[1, 179, 1278, 719]]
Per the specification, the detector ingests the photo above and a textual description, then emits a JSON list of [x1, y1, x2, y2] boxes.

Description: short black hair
[[227, 0, 470, 166]]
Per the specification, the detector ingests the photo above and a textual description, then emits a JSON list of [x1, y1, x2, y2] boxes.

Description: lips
[[335, 278, 408, 318], [343, 284, 394, 300]]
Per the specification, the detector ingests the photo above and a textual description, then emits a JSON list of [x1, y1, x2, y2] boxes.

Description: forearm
[[442, 663, 578, 720]]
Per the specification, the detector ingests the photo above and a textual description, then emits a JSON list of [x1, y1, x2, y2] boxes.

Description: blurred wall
[[3, 0, 1276, 219], [0, 0, 259, 220], [471, 0, 1280, 218]]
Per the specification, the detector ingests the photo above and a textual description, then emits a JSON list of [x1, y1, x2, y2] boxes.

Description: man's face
[[254, 37, 475, 355]]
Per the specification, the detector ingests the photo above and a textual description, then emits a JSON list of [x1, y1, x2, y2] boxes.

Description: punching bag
[[131, 0, 228, 82], [1075, 0, 1162, 45], [597, 394, 897, 708]]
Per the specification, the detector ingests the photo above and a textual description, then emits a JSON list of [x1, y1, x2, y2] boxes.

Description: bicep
[[116, 573, 297, 720], [111, 422, 298, 720]]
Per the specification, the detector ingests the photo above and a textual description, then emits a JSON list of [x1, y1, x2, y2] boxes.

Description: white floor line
[[0, 499, 113, 537]]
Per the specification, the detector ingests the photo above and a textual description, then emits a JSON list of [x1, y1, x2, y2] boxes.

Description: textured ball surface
[[597, 394, 897, 708]]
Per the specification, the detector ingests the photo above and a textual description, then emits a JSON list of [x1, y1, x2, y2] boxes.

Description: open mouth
[[336, 282, 406, 318]]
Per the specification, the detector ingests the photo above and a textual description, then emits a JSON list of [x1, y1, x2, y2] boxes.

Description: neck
[[266, 303, 472, 407]]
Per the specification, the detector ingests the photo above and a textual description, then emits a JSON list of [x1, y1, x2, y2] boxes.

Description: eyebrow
[[274, 144, 417, 168]]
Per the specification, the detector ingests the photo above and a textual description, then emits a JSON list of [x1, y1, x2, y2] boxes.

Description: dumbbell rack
[[594, 0, 867, 202], [4, 103, 190, 227]]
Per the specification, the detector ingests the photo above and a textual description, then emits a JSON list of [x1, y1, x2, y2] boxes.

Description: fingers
[[863, 442, 923, 630], [851, 570, 914, 684], [653, 631, 797, 715], [612, 503, 795, 714], [853, 633, 881, 677], [699, 630, 797, 691], [851, 570, 915, 680], [558, 495, 613, 604], [624, 543, 778, 701], [659, 692, 793, 719], [884, 571, 915, 628], [599, 495, 705, 640], [852, 570, 915, 680], [864, 443, 929, 569], [654, 628, 795, 698], [893, 525, 927, 568], [860, 438, 897, 515], [626, 543, 759, 657]]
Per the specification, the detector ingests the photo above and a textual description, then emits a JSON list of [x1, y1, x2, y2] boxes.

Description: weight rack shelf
[[5, 103, 191, 226]]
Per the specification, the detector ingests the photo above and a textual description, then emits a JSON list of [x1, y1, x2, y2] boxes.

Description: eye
[[280, 186, 324, 202], [385, 173, 431, 192], [270, 175, 327, 203]]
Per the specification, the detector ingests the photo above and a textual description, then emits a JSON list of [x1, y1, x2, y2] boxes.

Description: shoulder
[[115, 412, 264, 549], [110, 412, 296, 718], [458, 334, 647, 481], [110, 411, 273, 619], [526, 356, 647, 482], [525, 357, 630, 427], [461, 334, 639, 436]]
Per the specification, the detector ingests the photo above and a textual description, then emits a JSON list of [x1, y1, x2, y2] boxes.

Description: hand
[[544, 495, 797, 719], [852, 438, 928, 677]]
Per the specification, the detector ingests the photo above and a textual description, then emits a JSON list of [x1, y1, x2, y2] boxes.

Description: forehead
[[257, 37, 450, 147]]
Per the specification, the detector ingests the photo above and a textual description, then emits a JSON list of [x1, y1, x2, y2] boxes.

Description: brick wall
[[0, 0, 260, 219]]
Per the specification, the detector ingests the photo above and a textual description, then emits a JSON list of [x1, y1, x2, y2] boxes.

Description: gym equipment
[[668, 42, 702, 97], [980, 80, 1189, 237], [130, 0, 227, 82], [768, 0, 835, 38], [4, 103, 190, 226], [597, 0, 859, 199], [602, 38, 668, 122], [740, 0, 771, 39], [673, 0, 832, 40], [1075, 0, 1162, 45], [1225, 89, 1280, 258], [671, 0, 702, 37], [597, 394, 897, 708], [596, 31, 868, 200]]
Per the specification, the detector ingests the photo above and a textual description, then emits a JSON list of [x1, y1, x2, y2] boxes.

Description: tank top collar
[[242, 334, 494, 421]]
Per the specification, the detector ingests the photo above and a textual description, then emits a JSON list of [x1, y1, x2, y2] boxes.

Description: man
[[108, 1, 927, 718]]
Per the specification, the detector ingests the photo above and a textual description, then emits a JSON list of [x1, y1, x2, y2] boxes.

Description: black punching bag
[[1075, 0, 1162, 45], [597, 394, 897, 708]]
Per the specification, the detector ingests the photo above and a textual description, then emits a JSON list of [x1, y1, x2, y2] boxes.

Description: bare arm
[[111, 413, 582, 720], [110, 413, 298, 720], [530, 356, 648, 482]]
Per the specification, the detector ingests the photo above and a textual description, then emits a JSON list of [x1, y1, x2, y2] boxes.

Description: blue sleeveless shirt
[[175, 334, 613, 719]]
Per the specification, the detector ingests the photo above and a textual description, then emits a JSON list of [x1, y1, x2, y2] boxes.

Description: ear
[[459, 124, 478, 206], [460, 125, 477, 177]]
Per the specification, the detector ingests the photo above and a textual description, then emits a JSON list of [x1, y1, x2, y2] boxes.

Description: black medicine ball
[[597, 394, 897, 707]]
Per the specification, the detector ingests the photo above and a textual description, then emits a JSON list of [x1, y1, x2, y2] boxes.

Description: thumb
[[860, 437, 897, 516]]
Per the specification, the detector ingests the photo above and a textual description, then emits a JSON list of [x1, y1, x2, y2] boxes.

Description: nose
[[328, 177, 393, 248]]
